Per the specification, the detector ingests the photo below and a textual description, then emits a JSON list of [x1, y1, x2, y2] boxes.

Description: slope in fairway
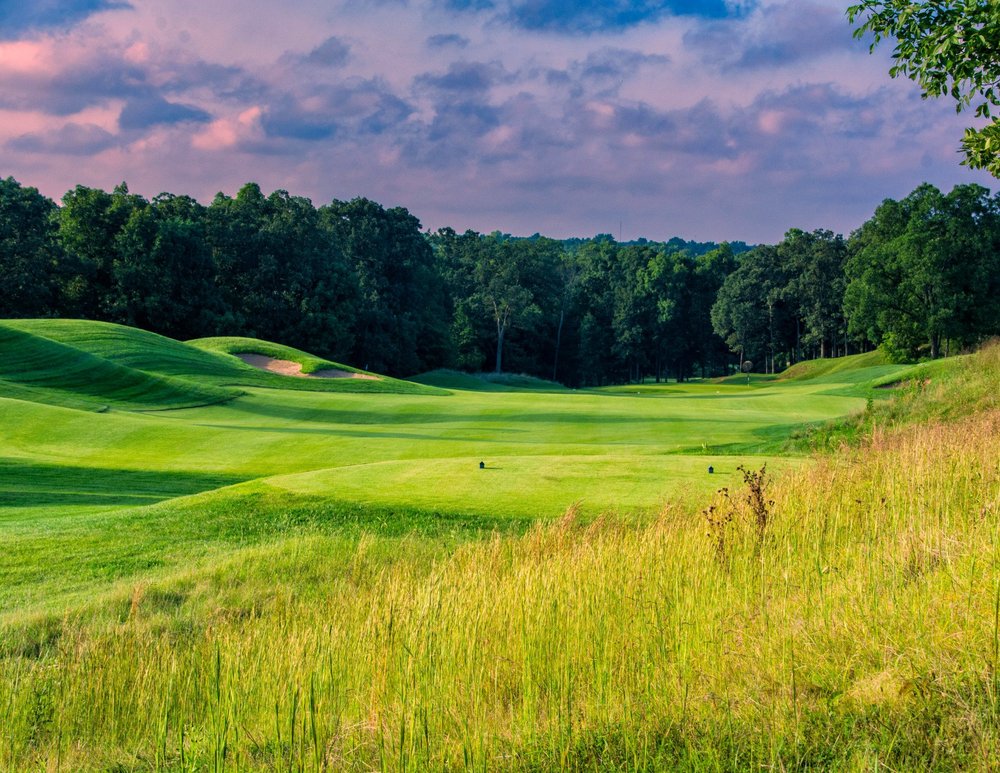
[[0, 321, 916, 618], [3, 319, 440, 395], [0, 323, 238, 411]]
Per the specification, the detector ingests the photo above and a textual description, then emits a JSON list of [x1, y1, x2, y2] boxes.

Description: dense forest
[[3, 176, 1000, 384]]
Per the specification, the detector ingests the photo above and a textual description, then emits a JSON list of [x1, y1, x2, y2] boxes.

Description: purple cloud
[[304, 36, 352, 67], [685, 2, 856, 71], [8, 123, 117, 155], [0, 0, 130, 39], [426, 33, 470, 49], [415, 61, 512, 93], [119, 96, 210, 130], [0, 56, 147, 115], [259, 79, 413, 144]]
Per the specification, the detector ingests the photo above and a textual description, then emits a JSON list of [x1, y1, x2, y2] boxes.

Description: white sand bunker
[[236, 353, 379, 380]]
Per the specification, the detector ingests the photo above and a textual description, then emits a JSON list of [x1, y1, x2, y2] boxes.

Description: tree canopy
[[844, 183, 1000, 360], [2, 175, 998, 382], [848, 0, 1000, 176]]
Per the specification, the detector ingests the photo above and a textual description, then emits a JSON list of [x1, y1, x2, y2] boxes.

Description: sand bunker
[[235, 353, 379, 380]]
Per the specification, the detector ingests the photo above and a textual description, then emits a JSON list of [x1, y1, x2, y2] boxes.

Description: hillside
[[2, 320, 443, 398], [0, 323, 237, 411]]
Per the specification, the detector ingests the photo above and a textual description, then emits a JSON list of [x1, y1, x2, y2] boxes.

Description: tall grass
[[3, 346, 1000, 770]]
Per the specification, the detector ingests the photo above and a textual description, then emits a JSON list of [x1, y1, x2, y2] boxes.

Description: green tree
[[550, 247, 581, 382], [470, 237, 542, 374], [209, 184, 357, 360], [694, 244, 740, 376], [711, 246, 795, 373], [322, 198, 447, 375], [845, 182, 1000, 360], [0, 177, 61, 317], [57, 183, 146, 318], [432, 227, 486, 371], [573, 239, 620, 385], [505, 237, 568, 378], [848, 0, 1000, 175], [111, 194, 222, 340], [433, 230, 565, 377], [642, 246, 734, 382], [779, 229, 848, 359]]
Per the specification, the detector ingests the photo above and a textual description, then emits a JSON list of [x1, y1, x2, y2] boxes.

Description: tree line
[[3, 176, 1000, 384]]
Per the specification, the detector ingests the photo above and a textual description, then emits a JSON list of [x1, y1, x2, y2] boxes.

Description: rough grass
[[793, 344, 1000, 451]]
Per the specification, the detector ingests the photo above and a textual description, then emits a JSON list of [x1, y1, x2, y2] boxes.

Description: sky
[[0, 0, 994, 243]]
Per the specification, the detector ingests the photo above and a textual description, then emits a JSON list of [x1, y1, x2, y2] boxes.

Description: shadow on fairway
[[190, 423, 528, 442], [0, 459, 248, 509], [217, 398, 745, 428]]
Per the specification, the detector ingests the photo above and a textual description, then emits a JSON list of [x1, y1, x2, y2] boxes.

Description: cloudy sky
[[0, 0, 993, 242]]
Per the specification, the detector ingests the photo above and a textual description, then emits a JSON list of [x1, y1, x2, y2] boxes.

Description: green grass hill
[[4, 319, 441, 396], [0, 323, 237, 411]]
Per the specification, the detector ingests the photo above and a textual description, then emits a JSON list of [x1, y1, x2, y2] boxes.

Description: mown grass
[[0, 322, 919, 629], [0, 323, 237, 411], [414, 369, 570, 392], [191, 336, 441, 394], [3, 320, 442, 396], [0, 340, 998, 768]]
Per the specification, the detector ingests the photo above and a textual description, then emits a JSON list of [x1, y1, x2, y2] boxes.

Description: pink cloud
[[191, 106, 263, 150]]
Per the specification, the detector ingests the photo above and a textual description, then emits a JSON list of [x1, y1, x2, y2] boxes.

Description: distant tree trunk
[[492, 297, 512, 374], [767, 299, 775, 374], [495, 323, 506, 373], [552, 308, 564, 382]]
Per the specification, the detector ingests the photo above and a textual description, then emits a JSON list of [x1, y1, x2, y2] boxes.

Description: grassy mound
[[4, 319, 250, 383], [3, 320, 444, 396], [0, 323, 237, 411], [191, 336, 445, 394], [777, 349, 921, 387], [793, 345, 998, 450], [191, 336, 364, 375]]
